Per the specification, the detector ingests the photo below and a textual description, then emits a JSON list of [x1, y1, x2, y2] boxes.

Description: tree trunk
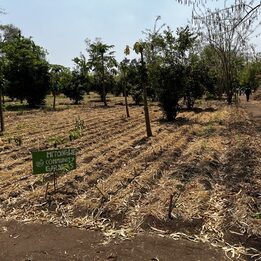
[[226, 90, 233, 105], [102, 82, 107, 106], [124, 85, 130, 117], [0, 86, 4, 133], [141, 52, 152, 137], [101, 52, 107, 107], [123, 73, 130, 118], [53, 93, 56, 110], [143, 84, 152, 137]]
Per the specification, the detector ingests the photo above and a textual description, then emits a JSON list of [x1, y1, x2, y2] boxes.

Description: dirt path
[[0, 220, 228, 261], [240, 88, 261, 131]]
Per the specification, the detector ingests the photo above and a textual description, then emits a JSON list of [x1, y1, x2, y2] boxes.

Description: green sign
[[32, 148, 76, 174]]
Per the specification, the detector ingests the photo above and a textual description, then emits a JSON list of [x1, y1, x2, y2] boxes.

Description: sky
[[0, 0, 260, 68]]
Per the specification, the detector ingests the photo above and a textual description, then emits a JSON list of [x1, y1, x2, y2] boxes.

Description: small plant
[[48, 136, 64, 148], [14, 136, 22, 146], [69, 129, 81, 141], [75, 117, 85, 130], [34, 174, 45, 185], [253, 212, 261, 219], [69, 117, 85, 141], [7, 136, 23, 146]]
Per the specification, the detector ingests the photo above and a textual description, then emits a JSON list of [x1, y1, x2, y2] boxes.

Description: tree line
[[0, 0, 261, 135]]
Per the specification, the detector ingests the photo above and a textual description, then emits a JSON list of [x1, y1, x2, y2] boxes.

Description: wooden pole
[[140, 51, 152, 137], [0, 85, 4, 133], [168, 194, 174, 220], [53, 172, 57, 191]]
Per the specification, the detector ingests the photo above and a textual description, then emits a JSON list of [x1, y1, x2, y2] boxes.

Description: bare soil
[[0, 219, 227, 261], [0, 95, 260, 260]]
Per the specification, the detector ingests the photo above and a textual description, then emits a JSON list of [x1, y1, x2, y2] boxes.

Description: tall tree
[[119, 45, 131, 117], [134, 41, 153, 137], [191, 0, 261, 103], [86, 38, 117, 106], [0, 24, 21, 132], [2, 31, 49, 107], [143, 24, 198, 120]]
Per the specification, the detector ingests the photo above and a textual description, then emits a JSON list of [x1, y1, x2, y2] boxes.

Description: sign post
[[32, 148, 77, 192]]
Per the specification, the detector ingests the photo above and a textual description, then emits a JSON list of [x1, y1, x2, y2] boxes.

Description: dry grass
[[0, 96, 260, 259]]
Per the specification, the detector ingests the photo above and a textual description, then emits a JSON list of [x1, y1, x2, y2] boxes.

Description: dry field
[[0, 96, 260, 259]]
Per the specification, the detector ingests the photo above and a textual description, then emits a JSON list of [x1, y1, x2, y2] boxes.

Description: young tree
[[122, 59, 143, 106], [134, 41, 153, 137], [49, 64, 68, 110], [145, 25, 197, 120], [63, 54, 89, 105], [143, 16, 166, 102], [119, 45, 132, 117], [86, 38, 117, 106]]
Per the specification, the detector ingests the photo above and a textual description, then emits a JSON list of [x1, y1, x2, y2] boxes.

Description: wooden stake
[[45, 182, 49, 199], [168, 194, 174, 220], [95, 185, 106, 198], [53, 172, 57, 191]]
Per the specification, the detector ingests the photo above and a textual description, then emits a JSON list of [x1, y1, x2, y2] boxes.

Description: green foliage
[[48, 136, 64, 148], [158, 65, 184, 121], [69, 129, 82, 141], [253, 212, 261, 219], [142, 24, 199, 120], [69, 117, 85, 141], [62, 71, 86, 104], [86, 38, 117, 105], [62, 54, 89, 104], [123, 59, 143, 105], [75, 117, 85, 130], [49, 64, 69, 95], [1, 27, 50, 107], [130, 84, 143, 105], [183, 54, 210, 109], [8, 135, 22, 146], [239, 59, 261, 92], [193, 1, 260, 104]]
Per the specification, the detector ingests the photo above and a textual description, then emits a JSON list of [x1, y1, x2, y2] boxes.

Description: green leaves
[[124, 45, 130, 56], [133, 42, 144, 54], [1, 30, 49, 107]]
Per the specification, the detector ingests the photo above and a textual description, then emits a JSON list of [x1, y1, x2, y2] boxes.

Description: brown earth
[[0, 219, 227, 261], [0, 94, 260, 260]]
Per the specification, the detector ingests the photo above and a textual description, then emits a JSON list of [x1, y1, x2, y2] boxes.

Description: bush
[[129, 84, 143, 105], [157, 65, 184, 121]]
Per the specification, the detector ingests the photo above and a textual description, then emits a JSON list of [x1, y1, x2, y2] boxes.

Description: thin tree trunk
[[0, 86, 4, 133], [53, 93, 56, 110], [102, 81, 107, 106], [123, 72, 130, 117], [143, 84, 152, 137], [124, 85, 130, 117], [141, 52, 152, 137], [101, 52, 107, 107]]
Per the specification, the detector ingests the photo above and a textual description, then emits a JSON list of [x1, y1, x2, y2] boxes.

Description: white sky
[[0, 0, 260, 68]]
